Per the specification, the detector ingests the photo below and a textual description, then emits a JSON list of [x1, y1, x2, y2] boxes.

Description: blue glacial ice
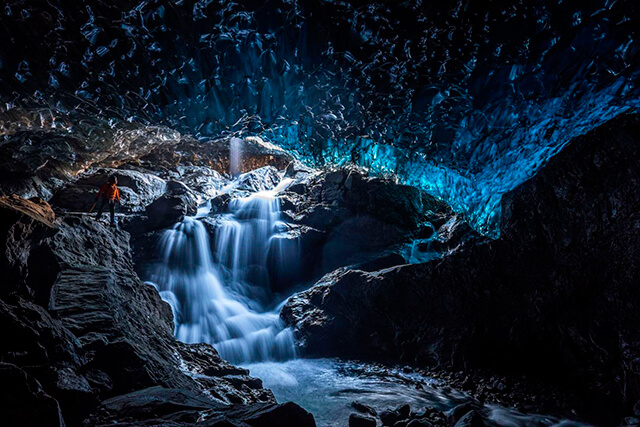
[[1, 0, 639, 235]]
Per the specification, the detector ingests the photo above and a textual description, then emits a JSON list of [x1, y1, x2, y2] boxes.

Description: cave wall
[[284, 112, 640, 423]]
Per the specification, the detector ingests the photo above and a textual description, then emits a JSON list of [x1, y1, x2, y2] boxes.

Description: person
[[95, 175, 120, 226]]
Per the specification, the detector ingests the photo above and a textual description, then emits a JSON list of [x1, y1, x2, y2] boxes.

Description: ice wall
[[1, 0, 638, 235]]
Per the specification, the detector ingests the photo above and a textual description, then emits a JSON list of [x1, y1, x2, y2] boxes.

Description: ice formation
[[1, 0, 638, 235]]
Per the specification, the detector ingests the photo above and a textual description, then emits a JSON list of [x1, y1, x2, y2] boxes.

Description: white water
[[147, 173, 592, 427], [146, 178, 297, 364]]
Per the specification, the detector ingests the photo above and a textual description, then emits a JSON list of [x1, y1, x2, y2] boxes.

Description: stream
[[145, 175, 591, 427]]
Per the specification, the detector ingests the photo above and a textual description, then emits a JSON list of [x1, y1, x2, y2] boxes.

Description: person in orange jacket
[[95, 175, 121, 226]]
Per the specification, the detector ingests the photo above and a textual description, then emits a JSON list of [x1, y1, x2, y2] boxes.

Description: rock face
[[0, 196, 315, 426], [51, 168, 167, 213], [276, 166, 468, 283], [283, 113, 640, 423]]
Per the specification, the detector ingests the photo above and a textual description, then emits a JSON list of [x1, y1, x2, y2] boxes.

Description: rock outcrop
[[0, 196, 315, 426], [283, 113, 640, 423], [275, 166, 473, 284], [51, 168, 167, 213]]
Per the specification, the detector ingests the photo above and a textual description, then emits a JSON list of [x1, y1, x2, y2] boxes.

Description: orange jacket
[[97, 183, 120, 202]]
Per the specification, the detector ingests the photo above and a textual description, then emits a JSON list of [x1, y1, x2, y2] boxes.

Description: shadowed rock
[[0, 195, 313, 425], [283, 113, 640, 423]]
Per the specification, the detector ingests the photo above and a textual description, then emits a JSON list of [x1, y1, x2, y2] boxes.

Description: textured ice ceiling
[[1, 0, 639, 235]]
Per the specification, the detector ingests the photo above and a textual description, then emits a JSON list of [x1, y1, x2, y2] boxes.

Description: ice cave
[[1, 1, 639, 426]]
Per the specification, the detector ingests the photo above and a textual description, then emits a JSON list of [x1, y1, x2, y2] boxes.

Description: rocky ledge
[[0, 195, 314, 426], [283, 113, 640, 424]]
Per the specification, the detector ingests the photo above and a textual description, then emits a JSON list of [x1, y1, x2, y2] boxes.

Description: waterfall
[[147, 179, 297, 364]]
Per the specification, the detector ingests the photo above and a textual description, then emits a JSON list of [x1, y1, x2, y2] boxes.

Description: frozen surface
[[1, 0, 639, 234]]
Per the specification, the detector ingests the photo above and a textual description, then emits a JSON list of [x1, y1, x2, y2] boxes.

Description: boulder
[[51, 168, 166, 213], [144, 184, 198, 231], [351, 401, 377, 416], [284, 160, 316, 181], [454, 410, 484, 427], [175, 165, 228, 202], [234, 166, 282, 193], [349, 413, 377, 427]]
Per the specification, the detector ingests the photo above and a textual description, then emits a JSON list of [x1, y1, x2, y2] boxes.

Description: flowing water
[[146, 179, 296, 364], [243, 359, 589, 427], [146, 174, 591, 427]]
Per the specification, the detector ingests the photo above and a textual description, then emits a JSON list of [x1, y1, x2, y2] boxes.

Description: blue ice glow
[[1, 1, 639, 235]]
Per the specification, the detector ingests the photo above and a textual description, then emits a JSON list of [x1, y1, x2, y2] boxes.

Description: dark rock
[[454, 410, 484, 427], [145, 187, 198, 231], [0, 195, 58, 297], [284, 114, 640, 422], [211, 193, 233, 214], [446, 403, 480, 425], [623, 416, 640, 425], [349, 412, 377, 427], [406, 420, 431, 427], [86, 386, 227, 424], [397, 404, 411, 419], [284, 160, 315, 181], [0, 195, 308, 425], [284, 167, 467, 281], [0, 363, 65, 427], [351, 400, 377, 416], [353, 252, 407, 272], [380, 409, 402, 426], [52, 168, 166, 213]]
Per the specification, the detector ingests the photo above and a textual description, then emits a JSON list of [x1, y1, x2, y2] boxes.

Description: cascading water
[[146, 179, 297, 364]]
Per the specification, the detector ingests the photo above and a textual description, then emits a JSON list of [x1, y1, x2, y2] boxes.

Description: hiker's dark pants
[[95, 197, 115, 224]]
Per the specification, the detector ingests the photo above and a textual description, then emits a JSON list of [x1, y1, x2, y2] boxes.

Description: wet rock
[[454, 410, 484, 427], [350, 412, 377, 427], [144, 185, 198, 231], [211, 192, 233, 214], [221, 401, 316, 426], [284, 160, 316, 181], [175, 165, 227, 202], [380, 411, 398, 426], [446, 402, 481, 425], [351, 400, 377, 416], [397, 404, 411, 419], [282, 167, 468, 280], [379, 404, 412, 426], [235, 165, 281, 192]]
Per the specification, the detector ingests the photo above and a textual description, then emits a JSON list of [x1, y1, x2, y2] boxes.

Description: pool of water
[[243, 358, 591, 427]]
